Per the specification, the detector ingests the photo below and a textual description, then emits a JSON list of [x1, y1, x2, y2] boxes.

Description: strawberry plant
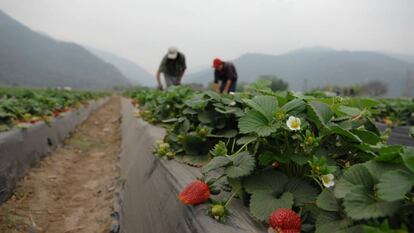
[[373, 98, 414, 126], [0, 87, 107, 132], [128, 84, 414, 232]]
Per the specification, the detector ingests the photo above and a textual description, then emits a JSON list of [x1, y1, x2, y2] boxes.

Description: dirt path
[[0, 97, 121, 233]]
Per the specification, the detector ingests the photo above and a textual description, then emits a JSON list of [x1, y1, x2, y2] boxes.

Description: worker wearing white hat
[[156, 47, 187, 90]]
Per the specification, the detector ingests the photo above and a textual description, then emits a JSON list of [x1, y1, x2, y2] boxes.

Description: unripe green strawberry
[[211, 204, 225, 218], [177, 134, 185, 142], [196, 127, 209, 138], [166, 151, 175, 160]]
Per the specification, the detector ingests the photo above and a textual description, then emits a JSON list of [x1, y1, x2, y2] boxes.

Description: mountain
[[186, 48, 414, 96], [87, 47, 155, 86], [387, 53, 414, 64], [0, 10, 131, 89]]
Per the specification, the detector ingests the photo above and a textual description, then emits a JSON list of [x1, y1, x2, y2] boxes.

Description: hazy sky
[[1, 0, 413, 74]]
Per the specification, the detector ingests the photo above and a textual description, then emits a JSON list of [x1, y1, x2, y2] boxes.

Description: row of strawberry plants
[[306, 91, 414, 127], [129, 85, 414, 233], [373, 98, 414, 127], [0, 87, 107, 132]]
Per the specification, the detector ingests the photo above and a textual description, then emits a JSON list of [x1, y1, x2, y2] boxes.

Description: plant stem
[[312, 176, 324, 190], [228, 142, 250, 157], [231, 137, 236, 153], [224, 188, 241, 207], [210, 174, 226, 185]]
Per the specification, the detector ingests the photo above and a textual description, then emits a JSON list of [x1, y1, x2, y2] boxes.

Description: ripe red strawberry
[[178, 180, 210, 205], [269, 208, 301, 233], [272, 161, 280, 169], [131, 99, 139, 106]]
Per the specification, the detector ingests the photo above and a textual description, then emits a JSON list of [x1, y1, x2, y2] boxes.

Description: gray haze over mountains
[[1, 7, 414, 95], [86, 47, 154, 87], [184, 48, 414, 96], [0, 10, 131, 89], [1, 0, 413, 73]]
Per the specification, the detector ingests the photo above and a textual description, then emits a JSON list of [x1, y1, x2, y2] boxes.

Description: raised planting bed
[[376, 123, 414, 147], [118, 98, 266, 233], [123, 85, 414, 233], [0, 97, 108, 203]]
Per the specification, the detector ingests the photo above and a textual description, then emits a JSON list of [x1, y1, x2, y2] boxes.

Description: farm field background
[[1, 1, 414, 232], [126, 84, 414, 232]]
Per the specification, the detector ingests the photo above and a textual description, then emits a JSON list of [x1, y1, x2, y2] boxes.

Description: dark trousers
[[220, 79, 237, 93]]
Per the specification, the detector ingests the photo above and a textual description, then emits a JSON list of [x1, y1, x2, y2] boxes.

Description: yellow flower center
[[291, 119, 300, 128], [322, 175, 331, 184]]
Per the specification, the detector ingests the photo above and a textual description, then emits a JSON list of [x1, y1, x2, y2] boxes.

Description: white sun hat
[[167, 46, 178, 59]]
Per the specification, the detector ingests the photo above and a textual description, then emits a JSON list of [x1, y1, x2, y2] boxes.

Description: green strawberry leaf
[[363, 160, 405, 181], [238, 110, 279, 136], [316, 189, 340, 212], [307, 101, 333, 128], [244, 170, 288, 194], [209, 141, 228, 157], [334, 164, 375, 199], [409, 127, 414, 138], [281, 99, 306, 114], [249, 191, 294, 222], [202, 156, 232, 174], [315, 211, 355, 233], [329, 125, 362, 143], [351, 129, 380, 145], [343, 186, 402, 220], [336, 105, 361, 117], [197, 110, 215, 124], [401, 147, 414, 173], [225, 152, 256, 178], [243, 95, 278, 122], [209, 129, 238, 138], [377, 170, 412, 201], [284, 177, 319, 206]]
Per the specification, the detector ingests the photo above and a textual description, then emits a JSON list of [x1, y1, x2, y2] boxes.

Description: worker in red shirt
[[212, 58, 238, 94]]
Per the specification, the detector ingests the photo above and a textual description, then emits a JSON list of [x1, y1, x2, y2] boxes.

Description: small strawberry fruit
[[272, 161, 280, 169], [30, 117, 40, 124], [166, 151, 175, 160], [131, 99, 139, 106], [178, 180, 210, 205], [268, 208, 301, 233], [53, 110, 60, 117], [211, 204, 225, 219]]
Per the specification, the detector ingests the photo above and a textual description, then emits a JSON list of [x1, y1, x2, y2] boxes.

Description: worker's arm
[[212, 70, 221, 93], [157, 57, 167, 90], [156, 70, 163, 90], [177, 70, 186, 84], [177, 55, 187, 84], [222, 80, 233, 94]]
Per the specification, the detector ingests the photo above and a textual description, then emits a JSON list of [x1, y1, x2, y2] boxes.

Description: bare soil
[[0, 97, 121, 233]]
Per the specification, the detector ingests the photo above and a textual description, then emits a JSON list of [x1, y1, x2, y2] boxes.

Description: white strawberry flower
[[229, 101, 236, 106], [286, 116, 301, 131], [321, 174, 335, 188]]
